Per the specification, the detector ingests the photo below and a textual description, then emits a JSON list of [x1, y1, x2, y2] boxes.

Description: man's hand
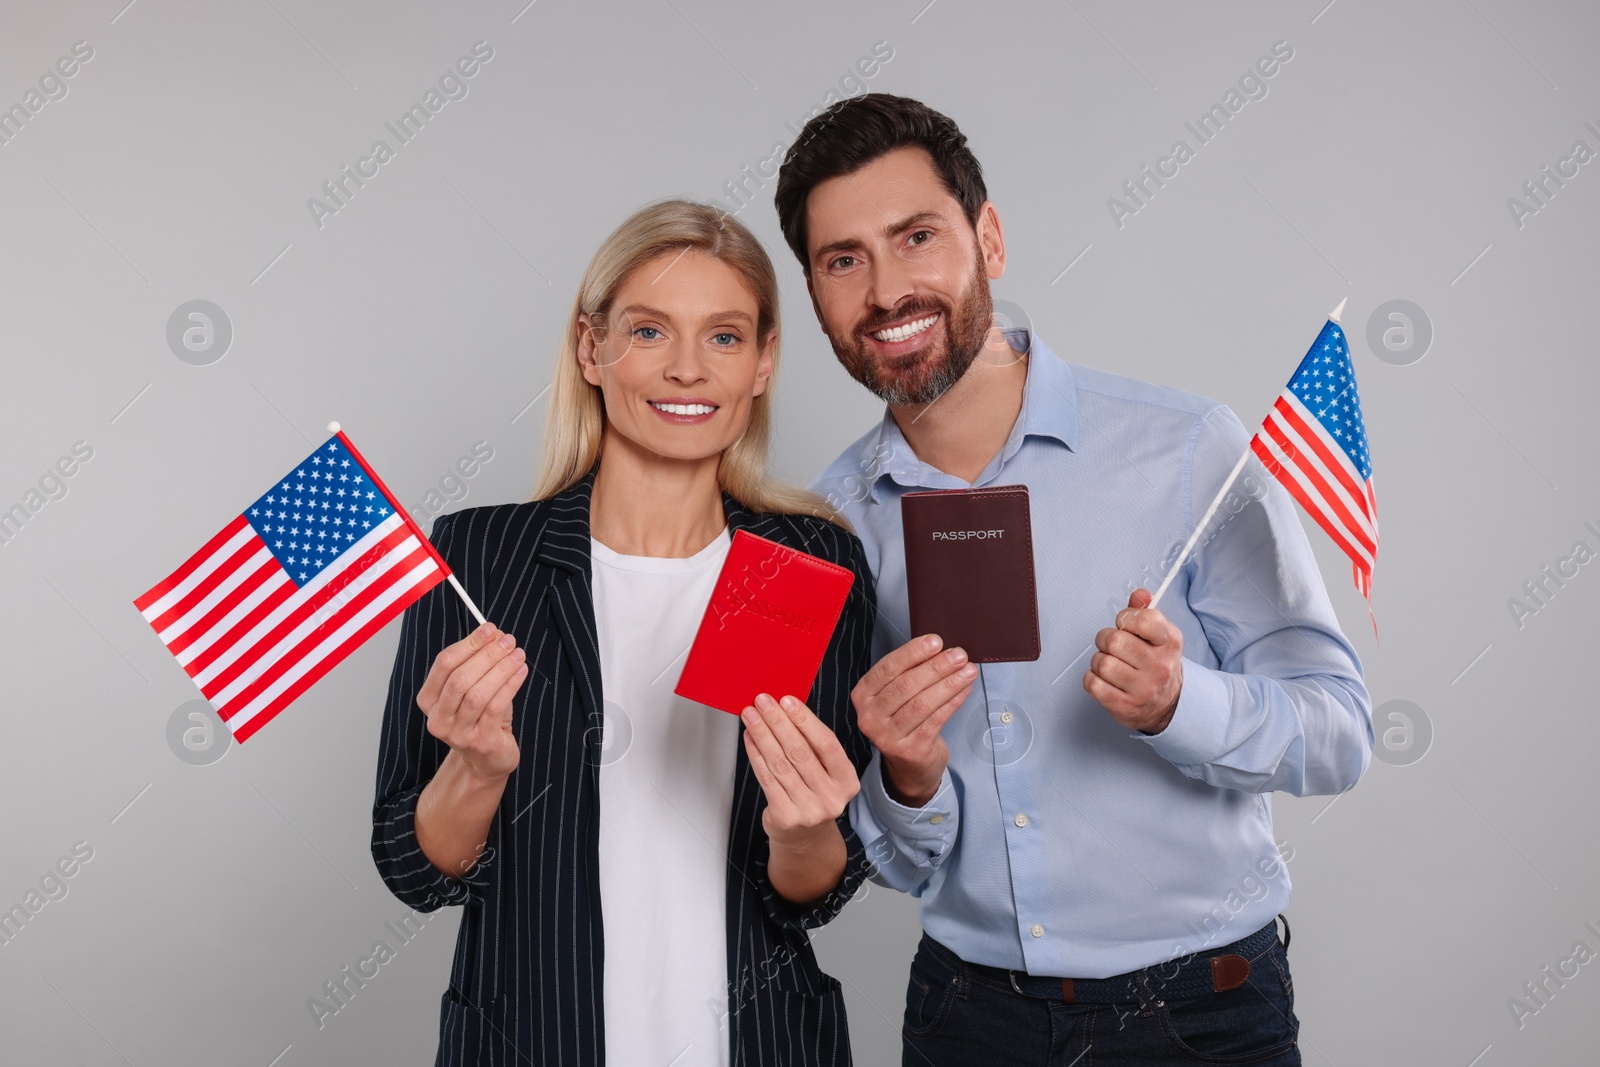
[[1083, 588, 1184, 735], [853, 634, 976, 807]]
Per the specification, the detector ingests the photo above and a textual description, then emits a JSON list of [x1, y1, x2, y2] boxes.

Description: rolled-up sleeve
[[370, 511, 500, 912], [1137, 404, 1374, 796], [849, 752, 959, 894]]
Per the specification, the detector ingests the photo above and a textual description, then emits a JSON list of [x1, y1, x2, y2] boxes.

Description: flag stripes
[[135, 432, 451, 742]]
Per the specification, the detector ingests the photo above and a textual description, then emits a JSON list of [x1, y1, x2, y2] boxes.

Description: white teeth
[[872, 314, 938, 343], [651, 402, 716, 416]]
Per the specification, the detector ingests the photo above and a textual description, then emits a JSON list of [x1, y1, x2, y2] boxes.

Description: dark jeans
[[902, 921, 1301, 1065]]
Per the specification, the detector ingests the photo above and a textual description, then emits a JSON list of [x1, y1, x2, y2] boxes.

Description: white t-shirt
[[590, 528, 739, 1067]]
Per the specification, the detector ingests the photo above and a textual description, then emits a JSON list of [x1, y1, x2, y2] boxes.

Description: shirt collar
[[862, 328, 1079, 502]]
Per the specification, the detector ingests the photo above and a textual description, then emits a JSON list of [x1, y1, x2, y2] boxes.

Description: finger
[[857, 634, 947, 703], [741, 704, 803, 806], [446, 641, 526, 733], [753, 694, 829, 794], [432, 632, 519, 724], [904, 684, 971, 747], [776, 695, 854, 784], [744, 735, 798, 822], [888, 659, 977, 741], [1083, 668, 1128, 713], [1098, 628, 1151, 669], [1088, 651, 1137, 694], [1128, 587, 1153, 610], [418, 622, 499, 712], [482, 655, 531, 732], [1117, 603, 1176, 646]]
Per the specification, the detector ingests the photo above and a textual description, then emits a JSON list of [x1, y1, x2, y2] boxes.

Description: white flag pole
[[326, 421, 488, 627], [1145, 297, 1347, 611], [447, 573, 489, 627]]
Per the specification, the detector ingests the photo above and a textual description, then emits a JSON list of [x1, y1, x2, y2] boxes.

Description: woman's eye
[[633, 326, 661, 341], [711, 332, 740, 347]]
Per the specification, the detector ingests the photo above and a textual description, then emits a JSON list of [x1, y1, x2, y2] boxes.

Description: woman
[[371, 200, 879, 1066]]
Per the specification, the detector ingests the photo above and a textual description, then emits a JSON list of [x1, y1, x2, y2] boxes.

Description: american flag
[[134, 431, 450, 742], [1249, 318, 1378, 602]]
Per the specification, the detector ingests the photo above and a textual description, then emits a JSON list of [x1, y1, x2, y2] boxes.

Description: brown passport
[[900, 484, 1040, 662]]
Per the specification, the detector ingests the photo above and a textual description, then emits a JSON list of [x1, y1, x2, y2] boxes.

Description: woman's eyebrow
[[617, 304, 753, 326]]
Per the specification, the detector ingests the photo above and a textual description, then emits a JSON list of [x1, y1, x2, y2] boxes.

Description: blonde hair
[[531, 199, 845, 527]]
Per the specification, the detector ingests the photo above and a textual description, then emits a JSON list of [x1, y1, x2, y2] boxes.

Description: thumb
[[1117, 587, 1153, 630]]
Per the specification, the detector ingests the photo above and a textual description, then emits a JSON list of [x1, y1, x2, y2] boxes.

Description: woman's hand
[[417, 621, 527, 782], [741, 693, 860, 850]]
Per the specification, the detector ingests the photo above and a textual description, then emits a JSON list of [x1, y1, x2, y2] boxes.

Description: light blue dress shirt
[[813, 329, 1373, 979]]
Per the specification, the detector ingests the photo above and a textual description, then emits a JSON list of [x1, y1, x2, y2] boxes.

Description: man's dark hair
[[773, 93, 987, 272]]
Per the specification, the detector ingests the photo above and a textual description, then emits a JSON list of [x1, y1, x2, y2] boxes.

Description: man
[[775, 94, 1372, 1065]]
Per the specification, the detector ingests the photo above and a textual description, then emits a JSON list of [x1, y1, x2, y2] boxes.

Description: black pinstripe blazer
[[371, 469, 878, 1066]]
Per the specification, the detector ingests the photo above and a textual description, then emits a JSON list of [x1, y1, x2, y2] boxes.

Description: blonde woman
[[372, 200, 878, 1066]]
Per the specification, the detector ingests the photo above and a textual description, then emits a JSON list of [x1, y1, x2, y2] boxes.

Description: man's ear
[[976, 201, 1006, 281], [576, 312, 604, 387], [751, 331, 777, 397]]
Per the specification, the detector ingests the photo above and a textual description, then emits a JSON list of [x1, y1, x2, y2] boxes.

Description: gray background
[[2, 0, 1596, 1063]]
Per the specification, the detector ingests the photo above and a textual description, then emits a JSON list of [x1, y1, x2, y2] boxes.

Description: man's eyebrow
[[811, 210, 947, 266], [614, 303, 754, 326]]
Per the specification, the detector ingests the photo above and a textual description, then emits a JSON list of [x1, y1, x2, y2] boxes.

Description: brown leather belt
[[948, 916, 1283, 1005]]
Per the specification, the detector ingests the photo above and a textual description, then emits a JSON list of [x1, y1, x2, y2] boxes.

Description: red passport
[[674, 530, 855, 715]]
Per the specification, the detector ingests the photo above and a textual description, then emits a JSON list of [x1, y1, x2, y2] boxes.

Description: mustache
[[857, 300, 946, 337]]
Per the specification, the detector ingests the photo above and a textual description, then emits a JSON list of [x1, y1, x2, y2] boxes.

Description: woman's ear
[[751, 330, 777, 398], [576, 312, 605, 387]]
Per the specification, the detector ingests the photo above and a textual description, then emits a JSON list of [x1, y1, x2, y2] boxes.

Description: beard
[[827, 248, 995, 406]]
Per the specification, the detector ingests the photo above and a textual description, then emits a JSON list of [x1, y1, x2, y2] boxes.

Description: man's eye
[[633, 326, 661, 340], [831, 255, 857, 270], [909, 230, 932, 245]]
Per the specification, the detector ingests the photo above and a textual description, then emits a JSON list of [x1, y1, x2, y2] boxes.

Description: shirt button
[[929, 814, 944, 824], [1000, 711, 1014, 724], [1030, 923, 1044, 938], [1014, 813, 1028, 827]]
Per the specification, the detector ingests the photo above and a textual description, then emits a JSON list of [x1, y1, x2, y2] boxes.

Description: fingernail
[[924, 634, 942, 652], [754, 693, 776, 711], [741, 709, 758, 725], [498, 633, 515, 649], [946, 648, 967, 665]]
